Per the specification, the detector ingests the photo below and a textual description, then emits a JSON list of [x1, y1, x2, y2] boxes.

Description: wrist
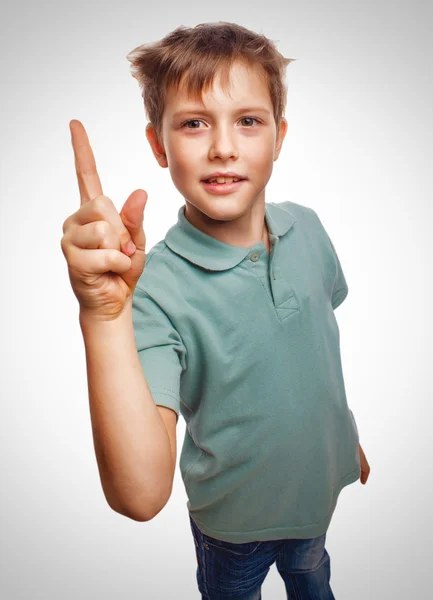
[[79, 296, 133, 331]]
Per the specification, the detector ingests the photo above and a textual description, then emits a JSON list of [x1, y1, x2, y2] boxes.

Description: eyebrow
[[172, 106, 271, 118]]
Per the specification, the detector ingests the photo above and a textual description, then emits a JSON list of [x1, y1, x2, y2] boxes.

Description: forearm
[[79, 296, 172, 521]]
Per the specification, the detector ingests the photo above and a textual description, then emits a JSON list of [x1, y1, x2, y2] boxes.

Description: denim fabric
[[189, 515, 336, 600]]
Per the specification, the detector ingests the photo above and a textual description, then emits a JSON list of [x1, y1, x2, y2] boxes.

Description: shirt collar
[[164, 202, 297, 272]]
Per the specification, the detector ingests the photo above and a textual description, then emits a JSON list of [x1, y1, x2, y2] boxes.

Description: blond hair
[[126, 21, 296, 143]]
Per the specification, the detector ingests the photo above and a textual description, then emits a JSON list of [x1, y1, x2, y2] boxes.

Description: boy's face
[[146, 60, 287, 230]]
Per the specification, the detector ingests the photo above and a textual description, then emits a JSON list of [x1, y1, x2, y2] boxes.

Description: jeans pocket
[[202, 533, 262, 559]]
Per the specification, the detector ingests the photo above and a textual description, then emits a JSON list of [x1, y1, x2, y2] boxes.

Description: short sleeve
[[326, 234, 349, 310], [131, 284, 187, 419], [309, 207, 349, 310]]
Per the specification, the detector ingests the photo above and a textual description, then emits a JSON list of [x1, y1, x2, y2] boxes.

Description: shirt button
[[250, 252, 260, 262]]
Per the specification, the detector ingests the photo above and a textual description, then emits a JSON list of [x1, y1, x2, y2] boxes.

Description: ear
[[274, 117, 288, 161], [145, 123, 168, 168]]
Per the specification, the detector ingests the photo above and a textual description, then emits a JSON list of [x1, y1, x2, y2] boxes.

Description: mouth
[[201, 176, 246, 183], [200, 178, 247, 194]]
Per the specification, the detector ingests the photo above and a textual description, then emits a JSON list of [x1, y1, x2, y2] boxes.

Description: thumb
[[119, 189, 148, 253]]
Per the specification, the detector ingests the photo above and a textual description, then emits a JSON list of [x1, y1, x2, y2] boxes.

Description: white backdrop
[[1, 0, 432, 598]]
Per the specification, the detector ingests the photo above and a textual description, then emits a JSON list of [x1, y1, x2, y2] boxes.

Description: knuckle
[[92, 194, 112, 212], [90, 195, 107, 216], [92, 220, 111, 239], [60, 236, 68, 257], [60, 236, 74, 264], [103, 248, 118, 268], [62, 216, 71, 235], [93, 220, 117, 250], [61, 231, 72, 252]]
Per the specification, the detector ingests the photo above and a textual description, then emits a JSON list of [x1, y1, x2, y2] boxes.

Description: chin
[[186, 195, 254, 223]]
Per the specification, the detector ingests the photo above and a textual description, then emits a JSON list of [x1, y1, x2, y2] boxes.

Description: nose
[[208, 124, 239, 161]]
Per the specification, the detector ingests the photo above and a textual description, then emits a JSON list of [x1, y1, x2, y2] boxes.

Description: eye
[[181, 117, 261, 129], [239, 117, 260, 127], [182, 119, 202, 129]]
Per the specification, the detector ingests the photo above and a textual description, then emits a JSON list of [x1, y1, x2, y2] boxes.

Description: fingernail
[[125, 240, 136, 255]]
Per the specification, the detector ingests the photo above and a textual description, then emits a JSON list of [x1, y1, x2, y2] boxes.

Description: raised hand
[[60, 120, 148, 321]]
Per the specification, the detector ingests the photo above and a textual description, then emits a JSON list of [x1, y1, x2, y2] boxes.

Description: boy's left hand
[[358, 444, 370, 485]]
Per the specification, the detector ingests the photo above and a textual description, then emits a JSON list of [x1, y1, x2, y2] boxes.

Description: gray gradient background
[[1, 0, 431, 598]]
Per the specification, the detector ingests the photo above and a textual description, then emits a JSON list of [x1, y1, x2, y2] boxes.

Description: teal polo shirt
[[131, 200, 361, 543]]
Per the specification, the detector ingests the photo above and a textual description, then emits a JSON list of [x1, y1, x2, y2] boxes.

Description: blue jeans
[[189, 515, 336, 599]]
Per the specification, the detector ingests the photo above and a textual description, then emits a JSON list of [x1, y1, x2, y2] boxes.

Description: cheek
[[242, 134, 275, 161], [248, 147, 275, 173], [166, 155, 198, 190], [166, 142, 194, 176]]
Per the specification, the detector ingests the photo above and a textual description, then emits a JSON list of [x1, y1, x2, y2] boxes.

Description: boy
[[63, 21, 370, 600]]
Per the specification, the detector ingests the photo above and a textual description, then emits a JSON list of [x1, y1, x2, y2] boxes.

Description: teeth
[[205, 177, 240, 184]]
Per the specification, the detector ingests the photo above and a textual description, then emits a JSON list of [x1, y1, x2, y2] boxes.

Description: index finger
[[70, 120, 103, 205]]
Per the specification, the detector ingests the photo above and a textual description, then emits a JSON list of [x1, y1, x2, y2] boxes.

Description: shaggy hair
[[126, 21, 295, 143]]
